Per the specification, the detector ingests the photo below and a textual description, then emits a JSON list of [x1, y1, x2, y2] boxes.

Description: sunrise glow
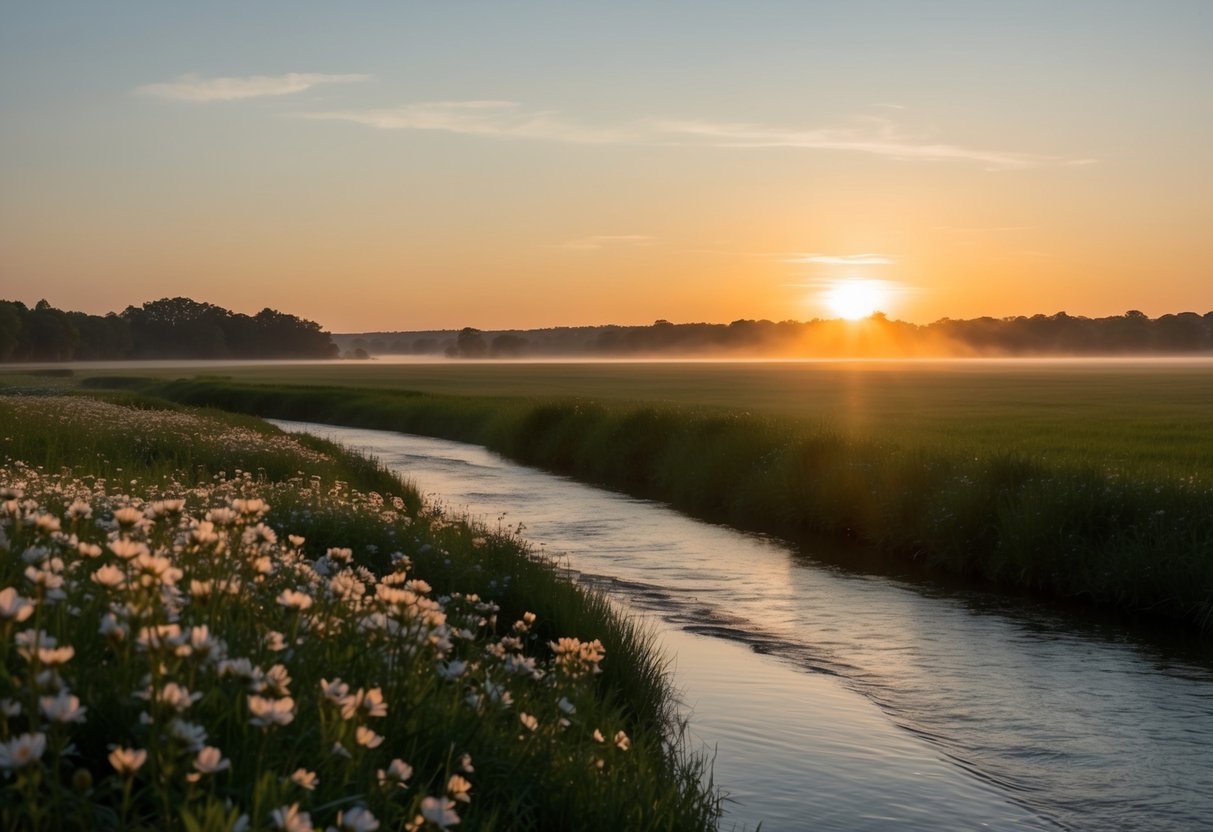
[[1, 4, 1210, 332], [823, 280, 889, 320]]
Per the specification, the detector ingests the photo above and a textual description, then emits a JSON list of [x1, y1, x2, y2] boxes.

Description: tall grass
[[0, 393, 720, 830], [107, 377, 1213, 632]]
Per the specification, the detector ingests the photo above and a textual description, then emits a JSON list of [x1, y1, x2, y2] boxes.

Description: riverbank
[[0, 393, 719, 830], [94, 376, 1213, 632]]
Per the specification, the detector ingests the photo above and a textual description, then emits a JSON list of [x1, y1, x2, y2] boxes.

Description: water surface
[[275, 420, 1213, 832]]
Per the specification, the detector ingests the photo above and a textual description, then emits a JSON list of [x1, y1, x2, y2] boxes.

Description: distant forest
[[339, 310, 1213, 359], [0, 297, 337, 361]]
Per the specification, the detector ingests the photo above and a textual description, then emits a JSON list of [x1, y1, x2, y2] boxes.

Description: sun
[[823, 279, 888, 320]]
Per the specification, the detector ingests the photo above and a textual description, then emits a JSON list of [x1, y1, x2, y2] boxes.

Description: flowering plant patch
[[0, 393, 706, 830]]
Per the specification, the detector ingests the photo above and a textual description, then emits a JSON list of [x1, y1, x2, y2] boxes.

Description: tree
[[0, 302, 23, 361], [489, 333, 528, 357], [124, 297, 230, 358], [456, 327, 487, 358], [24, 300, 79, 361]]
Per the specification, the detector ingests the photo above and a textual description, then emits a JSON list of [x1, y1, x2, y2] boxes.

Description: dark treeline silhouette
[[337, 310, 1213, 359], [0, 297, 338, 362]]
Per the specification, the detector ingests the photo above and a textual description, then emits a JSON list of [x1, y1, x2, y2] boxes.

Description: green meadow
[[59, 358, 1213, 631], [67, 359, 1213, 476], [0, 392, 718, 830]]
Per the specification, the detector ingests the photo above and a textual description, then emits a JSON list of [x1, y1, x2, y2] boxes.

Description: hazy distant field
[[62, 358, 1213, 478]]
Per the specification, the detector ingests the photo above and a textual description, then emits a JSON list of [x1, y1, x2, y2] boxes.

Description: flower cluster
[[0, 395, 335, 469], [0, 458, 635, 830]]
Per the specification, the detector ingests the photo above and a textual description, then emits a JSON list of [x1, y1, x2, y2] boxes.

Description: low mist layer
[[342, 310, 1213, 360]]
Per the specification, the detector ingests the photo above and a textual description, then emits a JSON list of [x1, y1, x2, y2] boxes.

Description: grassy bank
[[50, 358, 1213, 476], [0, 393, 719, 830], [104, 376, 1213, 633]]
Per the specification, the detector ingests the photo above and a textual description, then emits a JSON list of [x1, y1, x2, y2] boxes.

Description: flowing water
[[274, 420, 1213, 831]]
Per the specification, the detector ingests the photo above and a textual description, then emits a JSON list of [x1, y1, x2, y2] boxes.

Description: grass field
[[49, 357, 1213, 633], [47, 358, 1213, 478], [0, 392, 718, 830]]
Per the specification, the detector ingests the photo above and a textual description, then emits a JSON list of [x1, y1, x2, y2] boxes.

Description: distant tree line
[[0, 297, 338, 362], [337, 310, 1213, 359]]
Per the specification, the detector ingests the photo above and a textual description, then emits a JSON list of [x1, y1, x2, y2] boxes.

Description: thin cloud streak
[[292, 101, 630, 143], [289, 100, 1091, 169], [651, 118, 1082, 169], [136, 73, 372, 102]]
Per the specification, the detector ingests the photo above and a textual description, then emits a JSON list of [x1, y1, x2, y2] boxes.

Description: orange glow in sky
[[822, 280, 891, 320], [1, 4, 1210, 331]]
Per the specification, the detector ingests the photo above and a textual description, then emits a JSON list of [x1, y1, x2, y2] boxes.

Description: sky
[[2, 1, 1211, 332]]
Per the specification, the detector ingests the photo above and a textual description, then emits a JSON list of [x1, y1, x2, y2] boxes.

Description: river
[[273, 420, 1213, 832]]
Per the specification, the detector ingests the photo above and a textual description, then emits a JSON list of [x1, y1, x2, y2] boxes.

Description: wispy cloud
[[784, 253, 896, 266], [291, 101, 630, 143], [650, 118, 1081, 169], [289, 99, 1090, 169], [136, 73, 372, 102], [559, 235, 655, 251]]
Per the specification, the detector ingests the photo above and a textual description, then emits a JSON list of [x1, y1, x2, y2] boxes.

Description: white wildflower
[[271, 803, 313, 832], [193, 745, 231, 774], [112, 506, 144, 527], [0, 587, 34, 622], [320, 677, 350, 704], [419, 796, 460, 829], [377, 758, 413, 788], [92, 564, 125, 588], [205, 507, 238, 526], [361, 687, 387, 718], [150, 682, 201, 712], [264, 664, 292, 696], [77, 541, 102, 558], [169, 718, 208, 751], [248, 695, 295, 728], [0, 733, 47, 772], [446, 774, 472, 803], [355, 726, 384, 748], [190, 521, 220, 545], [188, 625, 224, 661], [39, 689, 87, 724], [290, 768, 318, 791], [107, 539, 149, 560], [277, 589, 313, 611], [108, 746, 147, 776]]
